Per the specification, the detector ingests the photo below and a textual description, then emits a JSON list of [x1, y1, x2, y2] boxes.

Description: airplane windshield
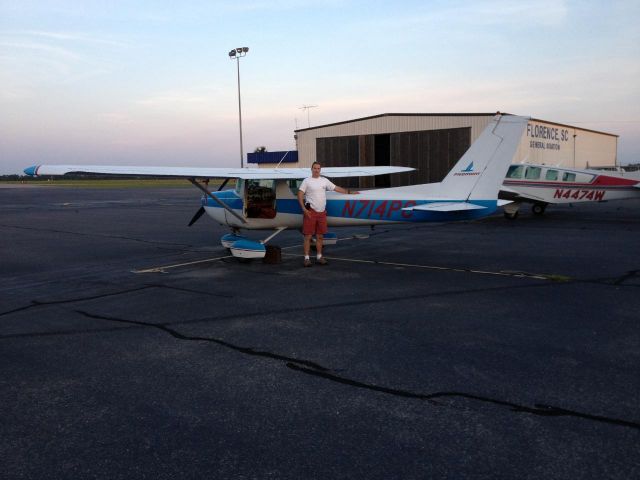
[[506, 165, 525, 179]]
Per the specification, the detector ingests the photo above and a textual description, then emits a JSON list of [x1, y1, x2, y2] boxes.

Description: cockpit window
[[562, 172, 576, 182], [506, 165, 525, 179]]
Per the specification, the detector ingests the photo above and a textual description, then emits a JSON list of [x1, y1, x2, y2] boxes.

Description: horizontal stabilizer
[[24, 165, 413, 180], [402, 202, 487, 212]]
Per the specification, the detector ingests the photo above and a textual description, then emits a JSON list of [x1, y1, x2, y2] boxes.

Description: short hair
[[311, 162, 321, 169]]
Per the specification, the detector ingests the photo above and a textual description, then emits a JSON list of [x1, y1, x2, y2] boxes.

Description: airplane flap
[[402, 202, 487, 212]]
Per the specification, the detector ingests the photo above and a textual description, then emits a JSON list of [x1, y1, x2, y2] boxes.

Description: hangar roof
[[295, 112, 617, 137]]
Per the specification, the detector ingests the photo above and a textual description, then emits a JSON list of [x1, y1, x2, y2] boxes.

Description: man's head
[[311, 162, 321, 178]]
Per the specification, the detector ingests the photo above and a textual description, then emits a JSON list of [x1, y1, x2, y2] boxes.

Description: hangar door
[[316, 127, 471, 188]]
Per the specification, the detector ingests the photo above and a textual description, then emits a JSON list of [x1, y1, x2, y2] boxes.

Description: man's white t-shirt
[[299, 176, 336, 213]]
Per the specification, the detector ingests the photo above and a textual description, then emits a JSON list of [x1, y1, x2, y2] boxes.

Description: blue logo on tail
[[461, 162, 474, 172]]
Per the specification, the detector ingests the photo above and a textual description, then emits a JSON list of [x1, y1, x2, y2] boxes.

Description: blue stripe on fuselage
[[205, 194, 497, 222], [327, 199, 496, 222]]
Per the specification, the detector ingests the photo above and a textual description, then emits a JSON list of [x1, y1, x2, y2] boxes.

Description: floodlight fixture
[[228, 46, 250, 167]]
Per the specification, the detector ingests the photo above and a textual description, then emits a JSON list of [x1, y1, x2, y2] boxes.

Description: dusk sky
[[1, 0, 639, 174]]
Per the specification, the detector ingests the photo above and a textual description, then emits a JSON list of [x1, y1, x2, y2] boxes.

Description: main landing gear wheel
[[532, 203, 547, 215], [504, 211, 519, 220]]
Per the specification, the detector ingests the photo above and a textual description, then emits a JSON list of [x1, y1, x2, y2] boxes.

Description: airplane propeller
[[188, 178, 230, 227], [188, 207, 206, 226]]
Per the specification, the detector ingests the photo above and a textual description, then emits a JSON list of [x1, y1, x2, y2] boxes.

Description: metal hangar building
[[290, 113, 618, 188]]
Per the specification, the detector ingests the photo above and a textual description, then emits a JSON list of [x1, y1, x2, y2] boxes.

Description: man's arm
[[334, 185, 357, 195], [297, 189, 311, 216]]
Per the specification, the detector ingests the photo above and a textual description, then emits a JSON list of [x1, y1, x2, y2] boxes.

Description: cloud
[[0, 30, 128, 91], [448, 0, 568, 27], [17, 30, 129, 48], [135, 91, 212, 108], [99, 113, 135, 126], [352, 0, 568, 33], [0, 40, 81, 61]]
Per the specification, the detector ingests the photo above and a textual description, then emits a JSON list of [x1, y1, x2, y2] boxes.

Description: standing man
[[297, 162, 356, 267]]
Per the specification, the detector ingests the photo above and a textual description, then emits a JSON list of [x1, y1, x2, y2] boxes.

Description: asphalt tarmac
[[1, 185, 639, 479]]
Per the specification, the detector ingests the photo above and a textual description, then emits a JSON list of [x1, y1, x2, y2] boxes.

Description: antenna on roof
[[299, 104, 318, 128]]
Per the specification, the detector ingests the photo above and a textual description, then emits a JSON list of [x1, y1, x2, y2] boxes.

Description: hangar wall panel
[[314, 127, 471, 187], [297, 115, 492, 167], [389, 128, 471, 185]]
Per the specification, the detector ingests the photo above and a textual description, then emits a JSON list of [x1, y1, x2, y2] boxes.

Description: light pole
[[229, 47, 249, 168]]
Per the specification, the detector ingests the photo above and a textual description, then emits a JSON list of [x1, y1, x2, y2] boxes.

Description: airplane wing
[[402, 202, 487, 212], [24, 164, 413, 179], [500, 185, 519, 194], [499, 186, 547, 202]]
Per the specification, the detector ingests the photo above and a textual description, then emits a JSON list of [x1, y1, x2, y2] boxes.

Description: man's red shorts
[[302, 209, 328, 235]]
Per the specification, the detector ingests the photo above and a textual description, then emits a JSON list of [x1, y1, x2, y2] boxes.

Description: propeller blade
[[188, 207, 206, 227]]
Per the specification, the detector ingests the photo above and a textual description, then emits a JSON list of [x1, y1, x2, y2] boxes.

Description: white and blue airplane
[[24, 114, 528, 259]]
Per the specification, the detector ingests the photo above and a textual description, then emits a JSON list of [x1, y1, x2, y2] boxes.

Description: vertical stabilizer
[[440, 115, 528, 200]]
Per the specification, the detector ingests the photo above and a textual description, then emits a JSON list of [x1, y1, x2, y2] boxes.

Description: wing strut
[[188, 178, 247, 224]]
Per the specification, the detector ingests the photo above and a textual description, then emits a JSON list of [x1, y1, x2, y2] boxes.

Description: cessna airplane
[[24, 114, 528, 259], [500, 163, 640, 219]]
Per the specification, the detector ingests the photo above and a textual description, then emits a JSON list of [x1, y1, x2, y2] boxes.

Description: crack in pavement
[[0, 284, 233, 318], [60, 308, 640, 432], [1, 277, 632, 338], [75, 310, 330, 372], [3, 278, 638, 431], [286, 363, 640, 430], [612, 269, 640, 286], [0, 223, 200, 250], [0, 280, 559, 329]]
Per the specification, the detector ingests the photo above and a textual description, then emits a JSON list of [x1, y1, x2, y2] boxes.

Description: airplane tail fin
[[440, 114, 528, 201]]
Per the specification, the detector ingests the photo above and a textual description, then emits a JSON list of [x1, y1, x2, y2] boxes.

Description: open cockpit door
[[244, 179, 277, 219]]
